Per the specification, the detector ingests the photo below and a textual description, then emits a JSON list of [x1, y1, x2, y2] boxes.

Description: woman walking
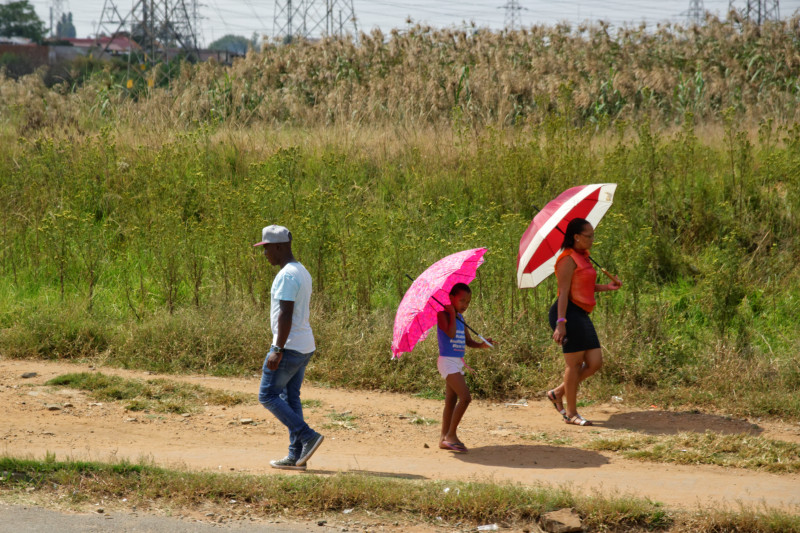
[[546, 218, 621, 426]]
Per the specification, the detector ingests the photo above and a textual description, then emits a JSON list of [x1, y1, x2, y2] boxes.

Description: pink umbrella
[[517, 183, 617, 289], [391, 248, 488, 359]]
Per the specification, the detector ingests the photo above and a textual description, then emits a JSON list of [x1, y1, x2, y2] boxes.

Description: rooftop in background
[[0, 36, 34, 45], [63, 35, 141, 52]]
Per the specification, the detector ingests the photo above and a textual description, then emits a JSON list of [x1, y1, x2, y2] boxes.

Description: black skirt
[[548, 300, 601, 353]]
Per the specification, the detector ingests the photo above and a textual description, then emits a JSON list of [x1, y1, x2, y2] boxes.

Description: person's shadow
[[451, 444, 609, 469], [595, 410, 763, 436]]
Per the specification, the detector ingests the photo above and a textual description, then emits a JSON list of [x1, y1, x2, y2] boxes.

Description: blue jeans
[[259, 347, 316, 460]]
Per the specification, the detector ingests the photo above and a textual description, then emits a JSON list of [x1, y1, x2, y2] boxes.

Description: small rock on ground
[[541, 508, 583, 533]]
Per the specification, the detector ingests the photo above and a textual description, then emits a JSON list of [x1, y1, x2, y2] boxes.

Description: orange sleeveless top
[[555, 248, 597, 313]]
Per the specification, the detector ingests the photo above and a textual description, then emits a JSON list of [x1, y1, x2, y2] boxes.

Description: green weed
[[523, 432, 575, 447], [46, 373, 252, 414], [324, 411, 359, 430], [584, 431, 800, 473], [413, 390, 446, 401]]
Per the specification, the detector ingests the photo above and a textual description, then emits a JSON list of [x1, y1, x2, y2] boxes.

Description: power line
[[36, 1, 800, 43]]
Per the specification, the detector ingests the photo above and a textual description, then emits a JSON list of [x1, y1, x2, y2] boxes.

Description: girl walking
[[437, 283, 493, 452]]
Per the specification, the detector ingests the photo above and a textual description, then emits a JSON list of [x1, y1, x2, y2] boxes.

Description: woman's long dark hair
[[561, 218, 591, 250]]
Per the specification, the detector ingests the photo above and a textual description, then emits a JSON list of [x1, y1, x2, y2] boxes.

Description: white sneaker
[[269, 456, 306, 470]]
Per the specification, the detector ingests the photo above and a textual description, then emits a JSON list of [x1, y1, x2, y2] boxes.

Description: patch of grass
[[301, 399, 322, 409], [584, 431, 800, 473], [323, 411, 358, 430], [413, 390, 445, 401], [523, 432, 575, 446], [3, 456, 800, 532], [46, 373, 252, 414]]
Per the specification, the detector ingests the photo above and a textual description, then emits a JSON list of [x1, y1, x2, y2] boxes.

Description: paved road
[[0, 503, 327, 533]]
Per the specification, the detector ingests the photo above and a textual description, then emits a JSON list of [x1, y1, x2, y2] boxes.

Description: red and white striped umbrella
[[517, 183, 617, 289]]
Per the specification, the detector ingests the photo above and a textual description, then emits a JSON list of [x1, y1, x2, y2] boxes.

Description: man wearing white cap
[[254, 225, 324, 470]]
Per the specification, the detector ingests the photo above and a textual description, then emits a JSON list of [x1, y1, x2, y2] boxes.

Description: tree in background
[[0, 0, 46, 43], [56, 12, 76, 39], [208, 34, 253, 55]]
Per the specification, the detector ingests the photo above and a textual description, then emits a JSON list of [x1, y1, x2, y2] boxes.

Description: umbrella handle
[[453, 315, 494, 349], [599, 267, 621, 284], [474, 333, 494, 348]]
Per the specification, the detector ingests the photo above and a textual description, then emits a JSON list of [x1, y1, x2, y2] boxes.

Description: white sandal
[[565, 414, 593, 426]]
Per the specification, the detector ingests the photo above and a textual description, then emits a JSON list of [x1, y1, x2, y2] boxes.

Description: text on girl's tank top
[[437, 313, 466, 357]]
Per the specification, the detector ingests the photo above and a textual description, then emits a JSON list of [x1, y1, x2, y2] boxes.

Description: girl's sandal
[[546, 390, 568, 421], [440, 441, 468, 453], [565, 414, 593, 426]]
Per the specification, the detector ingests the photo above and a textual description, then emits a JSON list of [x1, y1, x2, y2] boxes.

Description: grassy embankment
[[3, 456, 800, 532]]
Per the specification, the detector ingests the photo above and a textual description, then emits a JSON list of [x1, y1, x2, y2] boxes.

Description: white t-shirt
[[270, 261, 315, 353]]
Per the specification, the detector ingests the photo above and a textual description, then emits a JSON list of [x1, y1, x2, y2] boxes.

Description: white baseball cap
[[253, 225, 292, 246]]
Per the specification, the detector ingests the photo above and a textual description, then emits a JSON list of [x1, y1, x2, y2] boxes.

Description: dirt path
[[2, 358, 800, 513]]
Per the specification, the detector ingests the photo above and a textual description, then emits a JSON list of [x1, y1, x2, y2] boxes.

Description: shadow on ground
[[451, 444, 609, 469], [596, 410, 762, 436]]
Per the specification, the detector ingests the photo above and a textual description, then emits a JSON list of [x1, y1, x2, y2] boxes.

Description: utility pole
[[499, 0, 527, 31], [729, 0, 780, 24], [273, 0, 358, 43], [685, 0, 704, 25]]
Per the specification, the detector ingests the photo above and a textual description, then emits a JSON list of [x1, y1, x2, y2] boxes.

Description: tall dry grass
[[3, 15, 800, 131]]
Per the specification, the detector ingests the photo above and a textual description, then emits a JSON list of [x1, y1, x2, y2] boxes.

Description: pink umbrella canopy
[[517, 183, 617, 289], [391, 248, 487, 359]]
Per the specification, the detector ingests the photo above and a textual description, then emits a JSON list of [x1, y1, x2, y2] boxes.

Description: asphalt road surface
[[0, 503, 328, 533]]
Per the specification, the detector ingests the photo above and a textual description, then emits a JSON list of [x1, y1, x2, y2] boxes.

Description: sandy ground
[[2, 357, 800, 519]]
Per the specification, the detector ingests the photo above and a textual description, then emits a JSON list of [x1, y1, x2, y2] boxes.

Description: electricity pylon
[[273, 0, 358, 43], [95, 0, 200, 60], [499, 0, 527, 31], [728, 0, 780, 24], [685, 0, 705, 25], [49, 0, 65, 38]]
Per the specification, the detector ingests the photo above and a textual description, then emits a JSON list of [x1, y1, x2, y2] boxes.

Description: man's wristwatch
[[271, 345, 284, 353]]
